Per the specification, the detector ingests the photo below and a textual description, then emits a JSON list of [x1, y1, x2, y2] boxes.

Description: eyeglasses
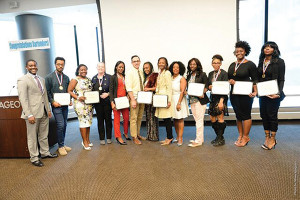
[[56, 64, 64, 66], [132, 60, 140, 63], [212, 62, 221, 65]]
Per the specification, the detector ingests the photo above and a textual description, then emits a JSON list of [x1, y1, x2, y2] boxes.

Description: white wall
[[101, 0, 237, 75]]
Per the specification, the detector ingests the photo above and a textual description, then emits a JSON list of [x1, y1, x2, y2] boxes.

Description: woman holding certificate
[[257, 41, 285, 150], [186, 58, 209, 147], [68, 64, 93, 150], [155, 57, 173, 145], [169, 61, 189, 146], [92, 62, 112, 145], [143, 62, 159, 141], [207, 55, 229, 146], [109, 61, 129, 145], [228, 41, 258, 147]]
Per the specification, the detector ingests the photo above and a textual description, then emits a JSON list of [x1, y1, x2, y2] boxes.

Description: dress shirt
[[125, 67, 144, 99]]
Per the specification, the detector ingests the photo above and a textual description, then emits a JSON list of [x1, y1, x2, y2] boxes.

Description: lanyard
[[233, 58, 245, 76]]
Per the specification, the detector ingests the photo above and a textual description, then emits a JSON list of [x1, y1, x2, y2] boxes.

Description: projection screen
[[100, 0, 237, 74]]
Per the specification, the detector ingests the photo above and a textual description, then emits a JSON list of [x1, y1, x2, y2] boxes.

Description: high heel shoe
[[265, 140, 277, 150], [177, 139, 183, 146], [234, 136, 242, 146], [116, 137, 127, 145], [236, 136, 250, 147], [81, 141, 91, 150], [123, 134, 131, 140], [161, 138, 173, 146]]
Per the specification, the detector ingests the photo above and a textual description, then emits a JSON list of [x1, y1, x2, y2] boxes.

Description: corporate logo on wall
[[0, 101, 21, 109], [8, 37, 51, 51]]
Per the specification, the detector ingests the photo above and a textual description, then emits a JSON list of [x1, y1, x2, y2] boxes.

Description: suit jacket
[[17, 73, 51, 119], [109, 74, 127, 102]]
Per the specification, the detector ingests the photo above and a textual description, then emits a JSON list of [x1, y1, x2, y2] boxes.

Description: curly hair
[[114, 61, 125, 76], [235, 41, 251, 56], [212, 54, 223, 62], [169, 61, 186, 76], [75, 64, 88, 76], [187, 58, 203, 78], [259, 41, 281, 64]]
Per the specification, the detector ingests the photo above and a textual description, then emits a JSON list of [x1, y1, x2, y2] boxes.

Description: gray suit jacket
[[17, 73, 51, 119]]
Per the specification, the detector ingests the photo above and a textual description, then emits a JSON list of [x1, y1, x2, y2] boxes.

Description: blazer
[[145, 72, 158, 88], [17, 73, 50, 119], [109, 74, 127, 102], [186, 71, 210, 105]]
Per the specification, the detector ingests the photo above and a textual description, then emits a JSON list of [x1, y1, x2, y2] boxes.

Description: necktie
[[34, 76, 43, 94], [138, 71, 143, 91]]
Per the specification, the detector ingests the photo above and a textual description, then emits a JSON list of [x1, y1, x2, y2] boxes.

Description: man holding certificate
[[257, 41, 285, 150], [228, 41, 258, 147], [125, 55, 146, 145], [45, 57, 72, 156]]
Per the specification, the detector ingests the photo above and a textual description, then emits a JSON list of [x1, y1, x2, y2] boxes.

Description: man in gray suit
[[17, 59, 57, 167]]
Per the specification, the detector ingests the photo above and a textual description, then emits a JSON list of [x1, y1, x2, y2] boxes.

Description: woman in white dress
[[169, 61, 189, 146]]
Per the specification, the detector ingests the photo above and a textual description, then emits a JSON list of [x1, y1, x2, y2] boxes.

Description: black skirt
[[208, 95, 229, 117]]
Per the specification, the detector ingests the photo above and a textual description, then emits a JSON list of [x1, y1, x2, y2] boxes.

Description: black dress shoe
[[123, 134, 131, 140], [116, 137, 127, 145], [32, 160, 44, 167], [41, 153, 58, 159]]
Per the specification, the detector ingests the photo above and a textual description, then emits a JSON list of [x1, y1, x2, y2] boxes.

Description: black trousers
[[259, 96, 281, 132], [163, 118, 173, 139], [94, 100, 112, 140]]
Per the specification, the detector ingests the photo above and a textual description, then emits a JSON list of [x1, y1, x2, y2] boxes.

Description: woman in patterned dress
[[68, 64, 93, 150], [143, 62, 159, 141]]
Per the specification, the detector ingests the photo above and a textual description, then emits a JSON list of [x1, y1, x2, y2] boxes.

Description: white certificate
[[137, 91, 153, 104], [257, 80, 279, 97], [153, 95, 168, 108], [54, 93, 70, 106], [232, 81, 253, 95], [84, 91, 100, 104], [188, 83, 205, 96], [212, 81, 230, 95], [114, 96, 130, 110]]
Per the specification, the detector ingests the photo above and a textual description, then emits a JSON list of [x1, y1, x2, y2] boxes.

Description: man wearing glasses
[[125, 55, 146, 145]]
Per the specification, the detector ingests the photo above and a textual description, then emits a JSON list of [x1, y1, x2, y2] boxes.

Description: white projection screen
[[100, 0, 237, 74]]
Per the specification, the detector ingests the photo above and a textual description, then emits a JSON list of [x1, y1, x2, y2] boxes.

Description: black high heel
[[116, 137, 127, 145], [123, 134, 131, 140]]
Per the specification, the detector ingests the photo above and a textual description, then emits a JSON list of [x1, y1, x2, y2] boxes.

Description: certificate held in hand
[[54, 93, 70, 106], [153, 95, 168, 108], [84, 91, 100, 104], [232, 81, 253, 95], [188, 83, 205, 96], [137, 91, 153, 104], [257, 79, 279, 97], [114, 96, 130, 110], [212, 81, 230, 95]]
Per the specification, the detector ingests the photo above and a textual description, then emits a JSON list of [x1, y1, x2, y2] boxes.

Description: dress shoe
[[81, 141, 91, 150], [116, 137, 127, 145], [41, 153, 58, 159], [32, 160, 44, 167], [89, 143, 93, 147], [236, 136, 250, 147], [137, 135, 147, 141], [100, 140, 106, 145], [58, 147, 67, 156], [188, 142, 202, 147], [123, 134, 131, 140], [133, 137, 142, 145], [107, 139, 112, 144], [64, 146, 72, 152]]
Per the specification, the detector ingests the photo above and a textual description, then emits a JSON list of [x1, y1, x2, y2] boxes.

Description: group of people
[[17, 40, 285, 167]]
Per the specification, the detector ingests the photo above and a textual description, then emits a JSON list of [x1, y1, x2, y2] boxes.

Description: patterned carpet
[[0, 118, 299, 200]]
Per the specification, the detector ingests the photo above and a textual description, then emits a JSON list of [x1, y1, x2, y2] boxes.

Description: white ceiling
[[0, 3, 99, 25]]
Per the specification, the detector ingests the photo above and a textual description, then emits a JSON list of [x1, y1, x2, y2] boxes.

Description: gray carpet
[[0, 118, 299, 200]]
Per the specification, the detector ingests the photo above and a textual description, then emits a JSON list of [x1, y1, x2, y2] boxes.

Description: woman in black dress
[[228, 41, 258, 147], [258, 41, 285, 150], [207, 55, 229, 146]]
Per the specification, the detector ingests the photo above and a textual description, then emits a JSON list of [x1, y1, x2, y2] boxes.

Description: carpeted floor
[[0, 118, 299, 200]]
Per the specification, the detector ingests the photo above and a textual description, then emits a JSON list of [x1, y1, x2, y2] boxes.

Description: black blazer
[[109, 74, 127, 102], [186, 71, 210, 105]]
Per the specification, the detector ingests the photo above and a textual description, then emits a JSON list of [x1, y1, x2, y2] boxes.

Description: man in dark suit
[[17, 59, 57, 167]]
